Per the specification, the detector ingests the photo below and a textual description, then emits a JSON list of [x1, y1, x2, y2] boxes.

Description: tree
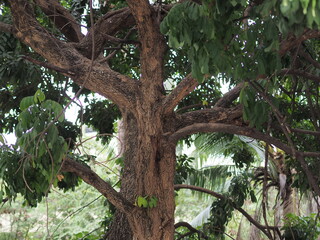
[[1, 0, 320, 239]]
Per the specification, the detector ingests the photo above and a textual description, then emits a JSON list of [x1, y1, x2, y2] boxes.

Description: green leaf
[[18, 109, 33, 130], [188, 3, 199, 20], [300, 0, 310, 14], [0, 134, 4, 144], [137, 196, 148, 208], [34, 89, 45, 103], [249, 190, 257, 203], [148, 196, 158, 208], [15, 123, 23, 138], [169, 36, 183, 48], [42, 100, 65, 122], [20, 96, 34, 110], [46, 125, 59, 148], [37, 141, 46, 157], [239, 87, 248, 108], [160, 20, 169, 34]]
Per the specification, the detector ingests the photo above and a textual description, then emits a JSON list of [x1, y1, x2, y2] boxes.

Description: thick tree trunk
[[108, 103, 176, 239]]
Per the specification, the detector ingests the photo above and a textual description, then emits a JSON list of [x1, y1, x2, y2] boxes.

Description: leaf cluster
[[175, 154, 195, 184], [136, 195, 158, 208], [0, 91, 82, 206], [81, 100, 121, 144], [202, 172, 256, 239], [0, 12, 75, 134], [282, 213, 320, 240]]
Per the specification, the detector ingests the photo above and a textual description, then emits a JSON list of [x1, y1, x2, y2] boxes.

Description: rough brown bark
[[104, 105, 177, 239], [4, 1, 320, 239]]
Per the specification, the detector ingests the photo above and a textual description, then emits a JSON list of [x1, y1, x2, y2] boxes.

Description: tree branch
[[279, 29, 320, 56], [75, 8, 136, 59], [163, 74, 199, 115], [279, 68, 320, 83], [9, 0, 138, 109], [9, 0, 79, 69], [169, 122, 320, 159], [0, 22, 14, 34], [290, 127, 320, 136], [174, 184, 276, 239], [22, 55, 76, 76], [298, 49, 320, 70], [175, 105, 243, 130], [34, 0, 84, 42], [174, 222, 208, 239], [126, 0, 166, 85], [61, 158, 134, 214], [169, 123, 289, 154], [214, 82, 244, 107]]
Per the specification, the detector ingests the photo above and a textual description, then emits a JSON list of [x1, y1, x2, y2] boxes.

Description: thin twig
[[51, 195, 103, 236]]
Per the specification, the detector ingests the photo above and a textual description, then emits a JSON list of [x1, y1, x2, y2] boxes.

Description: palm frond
[[190, 205, 212, 227], [187, 165, 238, 199]]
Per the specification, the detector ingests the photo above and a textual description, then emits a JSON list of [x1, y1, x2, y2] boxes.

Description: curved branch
[[169, 122, 320, 158], [75, 8, 136, 59], [61, 158, 134, 214], [34, 0, 83, 42], [169, 123, 292, 155], [9, 0, 138, 109], [163, 74, 199, 115], [174, 222, 208, 239], [174, 184, 276, 239]]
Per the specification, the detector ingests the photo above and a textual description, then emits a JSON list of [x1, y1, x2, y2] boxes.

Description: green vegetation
[[1, 0, 320, 239]]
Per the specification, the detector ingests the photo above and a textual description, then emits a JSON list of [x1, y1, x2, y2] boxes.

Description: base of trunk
[[105, 211, 133, 240]]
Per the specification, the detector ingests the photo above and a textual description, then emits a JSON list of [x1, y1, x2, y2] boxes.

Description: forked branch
[[8, 0, 138, 109]]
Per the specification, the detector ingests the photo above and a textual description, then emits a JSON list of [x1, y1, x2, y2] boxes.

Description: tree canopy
[[0, 0, 320, 239]]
